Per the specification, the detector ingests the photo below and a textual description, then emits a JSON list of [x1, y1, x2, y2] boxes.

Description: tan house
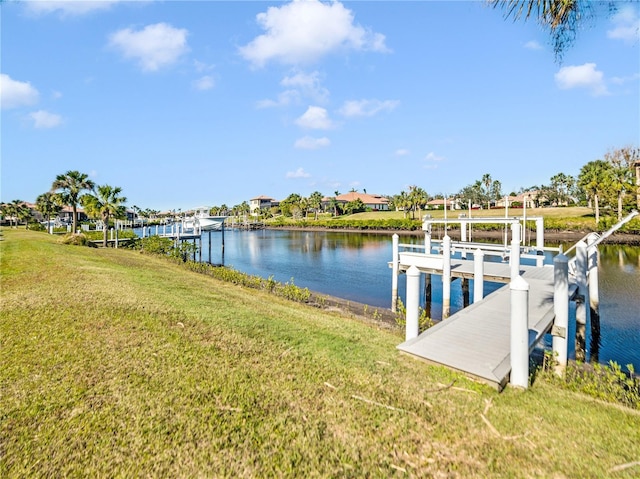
[[334, 192, 389, 211], [250, 195, 278, 215]]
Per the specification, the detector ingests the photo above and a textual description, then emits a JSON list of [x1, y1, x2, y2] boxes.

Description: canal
[[196, 228, 639, 371]]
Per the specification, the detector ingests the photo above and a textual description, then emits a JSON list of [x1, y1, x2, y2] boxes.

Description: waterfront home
[[250, 195, 278, 216]]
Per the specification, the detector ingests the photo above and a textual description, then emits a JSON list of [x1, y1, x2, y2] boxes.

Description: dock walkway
[[397, 262, 568, 389]]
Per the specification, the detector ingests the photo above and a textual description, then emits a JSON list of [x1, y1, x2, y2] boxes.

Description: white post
[[575, 240, 589, 362], [510, 222, 521, 281], [424, 226, 432, 254], [405, 265, 421, 341], [536, 217, 544, 252], [460, 219, 467, 259], [442, 234, 451, 318], [115, 227, 119, 248], [110, 228, 114, 241], [391, 234, 399, 312], [510, 275, 530, 389], [587, 233, 600, 315], [473, 248, 484, 303], [552, 254, 569, 375]]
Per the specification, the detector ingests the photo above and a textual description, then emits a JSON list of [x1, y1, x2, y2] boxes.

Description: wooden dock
[[398, 263, 569, 389]]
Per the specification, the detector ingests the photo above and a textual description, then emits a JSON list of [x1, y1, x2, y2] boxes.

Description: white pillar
[[424, 229, 432, 254], [510, 222, 521, 281], [460, 219, 467, 259], [510, 275, 530, 389], [473, 248, 485, 303], [405, 265, 421, 341], [587, 233, 600, 323], [552, 254, 569, 375], [535, 218, 544, 252], [391, 234, 399, 312], [575, 240, 589, 362], [115, 227, 119, 248], [442, 235, 451, 318]]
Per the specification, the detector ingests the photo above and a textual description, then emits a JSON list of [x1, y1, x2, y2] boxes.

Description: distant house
[[250, 195, 278, 215], [59, 206, 88, 224], [426, 198, 461, 210], [334, 192, 389, 211]]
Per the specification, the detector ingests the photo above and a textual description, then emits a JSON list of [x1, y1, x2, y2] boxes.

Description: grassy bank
[[1, 229, 639, 477]]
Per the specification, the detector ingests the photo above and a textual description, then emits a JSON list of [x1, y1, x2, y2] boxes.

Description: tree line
[[2, 146, 638, 236]]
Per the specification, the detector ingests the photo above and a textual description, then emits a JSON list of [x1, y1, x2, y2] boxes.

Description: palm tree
[[605, 146, 639, 221], [308, 191, 323, 220], [481, 173, 493, 210], [81, 185, 127, 247], [51, 170, 95, 233], [578, 160, 612, 225], [408, 185, 428, 220], [36, 192, 63, 233], [490, 1, 620, 60]]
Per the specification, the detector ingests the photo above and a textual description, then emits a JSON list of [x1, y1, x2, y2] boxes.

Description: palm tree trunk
[[102, 213, 109, 247], [72, 205, 78, 234], [617, 194, 623, 222], [594, 194, 600, 225]]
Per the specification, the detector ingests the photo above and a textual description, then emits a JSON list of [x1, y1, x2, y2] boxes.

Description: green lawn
[[1, 229, 639, 477]]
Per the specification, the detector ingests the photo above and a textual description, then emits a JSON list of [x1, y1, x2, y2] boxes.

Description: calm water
[[193, 229, 639, 370]]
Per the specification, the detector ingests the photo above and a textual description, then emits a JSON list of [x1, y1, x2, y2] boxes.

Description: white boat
[[185, 207, 227, 232]]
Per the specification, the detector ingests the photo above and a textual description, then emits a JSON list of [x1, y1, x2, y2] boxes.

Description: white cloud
[[281, 70, 329, 103], [294, 136, 331, 150], [108, 23, 189, 72], [193, 75, 215, 91], [395, 149, 410, 157], [258, 70, 329, 108], [29, 110, 63, 129], [524, 40, 542, 50], [554, 63, 609, 96], [607, 6, 640, 43], [1, 74, 39, 109], [338, 99, 399, 118], [610, 73, 640, 85], [425, 152, 444, 162], [193, 60, 215, 73], [423, 152, 444, 169], [295, 106, 334, 130], [24, 0, 122, 16], [286, 167, 311, 179], [239, 0, 388, 67]]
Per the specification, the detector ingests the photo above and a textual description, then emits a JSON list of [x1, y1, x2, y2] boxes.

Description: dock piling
[[552, 254, 569, 375], [442, 235, 451, 319], [587, 233, 600, 362], [575, 241, 589, 362], [391, 234, 399, 312], [473, 248, 485, 303], [405, 265, 421, 341], [510, 275, 530, 389]]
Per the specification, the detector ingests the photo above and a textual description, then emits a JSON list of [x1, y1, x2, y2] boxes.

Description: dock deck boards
[[397, 263, 559, 389]]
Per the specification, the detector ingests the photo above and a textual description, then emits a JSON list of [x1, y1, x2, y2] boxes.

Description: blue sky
[[2, 0, 639, 211]]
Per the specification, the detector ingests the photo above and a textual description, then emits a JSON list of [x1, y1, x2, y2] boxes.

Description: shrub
[[59, 233, 95, 247]]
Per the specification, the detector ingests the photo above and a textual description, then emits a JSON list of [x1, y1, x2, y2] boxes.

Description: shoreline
[[265, 226, 640, 245]]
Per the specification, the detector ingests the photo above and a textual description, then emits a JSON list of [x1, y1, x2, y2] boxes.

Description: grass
[[2, 229, 640, 477], [345, 206, 594, 221]]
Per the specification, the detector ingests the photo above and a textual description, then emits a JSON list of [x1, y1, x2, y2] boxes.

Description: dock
[[397, 262, 569, 389], [391, 211, 638, 390]]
